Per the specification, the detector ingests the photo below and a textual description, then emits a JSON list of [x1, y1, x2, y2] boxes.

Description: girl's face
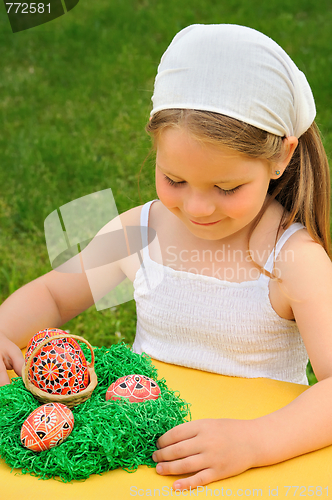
[[155, 127, 280, 241]]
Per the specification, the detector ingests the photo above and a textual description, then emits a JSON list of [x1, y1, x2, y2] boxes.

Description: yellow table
[[2, 360, 332, 499]]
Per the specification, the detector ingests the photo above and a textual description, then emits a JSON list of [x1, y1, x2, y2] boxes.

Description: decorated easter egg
[[21, 402, 74, 452], [26, 328, 89, 395], [106, 374, 161, 402]]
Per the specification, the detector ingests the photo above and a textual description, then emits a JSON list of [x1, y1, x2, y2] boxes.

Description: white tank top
[[132, 200, 309, 385]]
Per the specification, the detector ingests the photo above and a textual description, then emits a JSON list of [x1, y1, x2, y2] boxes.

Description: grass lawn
[[1, 0, 331, 385]]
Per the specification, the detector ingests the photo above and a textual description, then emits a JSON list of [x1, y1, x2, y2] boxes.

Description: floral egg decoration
[[21, 402, 74, 452], [25, 328, 90, 396], [106, 374, 161, 403]]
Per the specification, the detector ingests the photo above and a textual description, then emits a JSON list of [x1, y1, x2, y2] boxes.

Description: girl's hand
[[152, 419, 258, 490], [0, 332, 24, 386]]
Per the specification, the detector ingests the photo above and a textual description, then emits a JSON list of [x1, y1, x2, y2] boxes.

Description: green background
[[1, 0, 331, 385]]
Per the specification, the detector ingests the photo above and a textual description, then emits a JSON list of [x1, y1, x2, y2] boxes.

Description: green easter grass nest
[[0, 342, 191, 482]]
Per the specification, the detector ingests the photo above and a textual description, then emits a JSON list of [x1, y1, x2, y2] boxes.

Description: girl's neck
[[149, 198, 286, 273]]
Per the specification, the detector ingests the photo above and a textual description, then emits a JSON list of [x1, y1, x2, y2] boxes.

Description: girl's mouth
[[190, 219, 222, 226]]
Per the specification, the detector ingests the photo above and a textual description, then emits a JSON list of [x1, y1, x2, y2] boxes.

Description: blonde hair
[[146, 109, 332, 279]]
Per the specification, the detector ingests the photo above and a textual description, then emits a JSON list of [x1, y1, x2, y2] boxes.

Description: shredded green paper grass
[[0, 342, 191, 482]]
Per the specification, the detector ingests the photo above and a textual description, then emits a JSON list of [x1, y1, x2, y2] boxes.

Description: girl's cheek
[[218, 195, 245, 217], [220, 192, 256, 219], [156, 182, 179, 206], [155, 171, 172, 203], [223, 186, 266, 220]]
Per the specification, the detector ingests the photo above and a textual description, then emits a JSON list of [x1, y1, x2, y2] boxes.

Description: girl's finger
[[156, 453, 203, 476], [0, 358, 11, 386], [172, 469, 216, 491], [156, 421, 199, 449], [9, 345, 25, 377], [153, 436, 199, 462]]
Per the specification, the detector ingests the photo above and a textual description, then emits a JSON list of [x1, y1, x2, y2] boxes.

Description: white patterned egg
[[20, 402, 74, 452]]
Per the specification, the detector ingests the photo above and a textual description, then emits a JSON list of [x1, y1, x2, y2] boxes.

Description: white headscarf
[[151, 24, 316, 138]]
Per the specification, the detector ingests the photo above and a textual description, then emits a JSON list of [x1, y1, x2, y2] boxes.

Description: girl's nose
[[183, 191, 216, 218]]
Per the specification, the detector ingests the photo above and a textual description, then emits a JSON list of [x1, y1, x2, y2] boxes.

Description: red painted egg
[[26, 328, 89, 396], [106, 374, 161, 402], [21, 402, 74, 452]]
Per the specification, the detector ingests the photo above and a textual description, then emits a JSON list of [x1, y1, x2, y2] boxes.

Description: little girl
[[1, 24, 332, 490]]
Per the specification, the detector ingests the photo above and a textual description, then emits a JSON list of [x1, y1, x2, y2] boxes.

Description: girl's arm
[[0, 206, 143, 385], [153, 231, 332, 490], [0, 269, 93, 385], [0, 257, 127, 385], [253, 232, 332, 465], [0, 269, 95, 385]]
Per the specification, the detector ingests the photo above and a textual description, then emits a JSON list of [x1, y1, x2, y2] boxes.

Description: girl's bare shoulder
[[112, 201, 164, 228], [118, 204, 145, 225], [95, 204, 146, 238], [276, 225, 332, 380], [119, 200, 167, 232], [274, 221, 332, 307]]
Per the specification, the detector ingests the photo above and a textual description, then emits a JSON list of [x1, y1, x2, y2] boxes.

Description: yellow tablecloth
[[2, 359, 332, 499]]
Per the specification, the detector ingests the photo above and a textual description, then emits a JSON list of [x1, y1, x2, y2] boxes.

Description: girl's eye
[[164, 174, 241, 195], [164, 175, 185, 187], [217, 185, 241, 195]]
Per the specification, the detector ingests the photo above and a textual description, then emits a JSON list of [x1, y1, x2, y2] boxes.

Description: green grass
[[1, 0, 331, 384]]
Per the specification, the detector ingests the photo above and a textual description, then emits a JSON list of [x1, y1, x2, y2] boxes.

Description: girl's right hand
[[0, 332, 24, 386]]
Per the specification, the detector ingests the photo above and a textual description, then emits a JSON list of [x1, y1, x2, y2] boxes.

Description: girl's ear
[[270, 136, 298, 179]]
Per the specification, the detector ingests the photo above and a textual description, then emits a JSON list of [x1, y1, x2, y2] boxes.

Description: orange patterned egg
[[21, 403, 74, 452], [106, 374, 161, 402], [25, 328, 89, 396]]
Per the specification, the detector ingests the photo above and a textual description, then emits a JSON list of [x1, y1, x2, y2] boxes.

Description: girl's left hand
[[152, 418, 258, 490]]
